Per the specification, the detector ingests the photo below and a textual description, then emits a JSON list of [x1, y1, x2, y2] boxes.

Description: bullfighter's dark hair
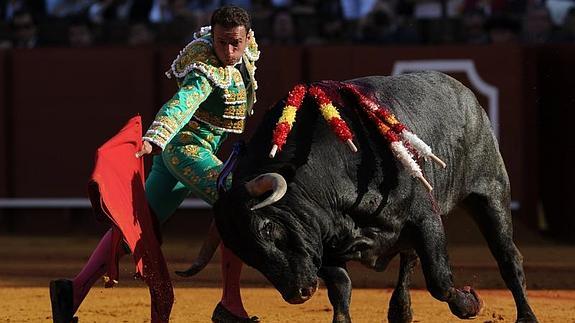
[[211, 6, 251, 31]]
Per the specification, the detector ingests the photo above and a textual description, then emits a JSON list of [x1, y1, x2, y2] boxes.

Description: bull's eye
[[259, 219, 286, 243], [262, 221, 274, 239]]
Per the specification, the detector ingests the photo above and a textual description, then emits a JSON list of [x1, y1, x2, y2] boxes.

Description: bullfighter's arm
[[142, 72, 213, 150]]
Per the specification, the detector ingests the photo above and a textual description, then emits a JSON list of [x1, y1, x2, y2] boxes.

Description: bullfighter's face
[[214, 186, 322, 304], [212, 24, 250, 66]]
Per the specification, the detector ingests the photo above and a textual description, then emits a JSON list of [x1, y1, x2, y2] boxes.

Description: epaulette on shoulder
[[165, 26, 260, 88], [165, 29, 230, 88], [245, 29, 260, 62]]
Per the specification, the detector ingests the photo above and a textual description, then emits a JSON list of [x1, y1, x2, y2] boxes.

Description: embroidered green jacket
[[143, 27, 260, 150]]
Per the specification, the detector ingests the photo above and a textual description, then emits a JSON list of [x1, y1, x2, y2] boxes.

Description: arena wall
[[537, 45, 575, 241], [8, 48, 157, 197], [0, 45, 573, 238], [0, 51, 7, 197]]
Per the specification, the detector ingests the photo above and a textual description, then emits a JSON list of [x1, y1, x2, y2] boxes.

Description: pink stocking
[[220, 245, 248, 318], [72, 229, 125, 313]]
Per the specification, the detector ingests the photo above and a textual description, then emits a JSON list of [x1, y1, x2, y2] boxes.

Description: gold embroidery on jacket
[[183, 166, 193, 176], [188, 120, 200, 130], [206, 169, 219, 181], [223, 88, 247, 104], [194, 110, 245, 133], [223, 105, 247, 119], [183, 145, 201, 157]]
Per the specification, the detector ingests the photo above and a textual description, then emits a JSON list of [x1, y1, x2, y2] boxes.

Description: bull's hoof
[[447, 286, 484, 319], [332, 312, 352, 323], [212, 302, 260, 323], [388, 306, 413, 323], [388, 289, 413, 323], [49, 279, 78, 323], [516, 313, 539, 323]]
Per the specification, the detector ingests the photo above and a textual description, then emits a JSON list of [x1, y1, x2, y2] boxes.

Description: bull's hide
[[213, 71, 538, 323]]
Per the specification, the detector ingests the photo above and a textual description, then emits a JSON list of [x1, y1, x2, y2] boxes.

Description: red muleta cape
[[88, 116, 173, 322]]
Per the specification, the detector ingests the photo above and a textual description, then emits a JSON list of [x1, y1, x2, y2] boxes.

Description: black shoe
[[49, 279, 78, 323], [211, 302, 260, 323]]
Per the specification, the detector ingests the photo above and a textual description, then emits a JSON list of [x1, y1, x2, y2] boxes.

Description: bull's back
[[349, 72, 505, 210], [349, 72, 486, 143]]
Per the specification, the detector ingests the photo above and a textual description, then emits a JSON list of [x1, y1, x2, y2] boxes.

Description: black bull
[[213, 72, 538, 323]]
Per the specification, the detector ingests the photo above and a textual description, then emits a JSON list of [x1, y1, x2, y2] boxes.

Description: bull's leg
[[318, 266, 352, 323], [413, 215, 484, 319], [464, 193, 538, 323], [387, 250, 418, 323]]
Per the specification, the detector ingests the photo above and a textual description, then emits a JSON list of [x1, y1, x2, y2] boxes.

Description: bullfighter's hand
[[135, 141, 158, 158]]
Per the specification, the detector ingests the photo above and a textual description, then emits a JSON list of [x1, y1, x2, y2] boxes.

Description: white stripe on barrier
[[0, 198, 519, 211], [0, 198, 210, 209]]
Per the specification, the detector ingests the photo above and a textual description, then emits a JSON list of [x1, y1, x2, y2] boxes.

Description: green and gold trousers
[[145, 120, 230, 224]]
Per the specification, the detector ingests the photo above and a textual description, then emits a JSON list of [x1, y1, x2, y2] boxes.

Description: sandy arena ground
[[1, 236, 574, 322], [2, 287, 575, 322]]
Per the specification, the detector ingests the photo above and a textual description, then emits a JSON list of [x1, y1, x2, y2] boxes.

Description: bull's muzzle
[[286, 281, 318, 304]]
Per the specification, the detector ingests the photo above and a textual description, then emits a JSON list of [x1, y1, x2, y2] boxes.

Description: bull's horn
[[245, 173, 287, 210]]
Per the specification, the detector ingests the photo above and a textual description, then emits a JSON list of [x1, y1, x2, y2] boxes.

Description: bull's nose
[[287, 281, 318, 304], [300, 283, 318, 298]]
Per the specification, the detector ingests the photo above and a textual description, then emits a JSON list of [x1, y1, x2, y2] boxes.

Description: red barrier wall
[[538, 45, 575, 241], [158, 47, 179, 105], [9, 48, 156, 197], [0, 51, 7, 197], [4, 45, 573, 231], [307, 45, 537, 221]]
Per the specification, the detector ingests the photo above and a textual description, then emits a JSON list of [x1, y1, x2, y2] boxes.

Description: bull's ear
[[334, 236, 375, 261], [348, 237, 375, 253]]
